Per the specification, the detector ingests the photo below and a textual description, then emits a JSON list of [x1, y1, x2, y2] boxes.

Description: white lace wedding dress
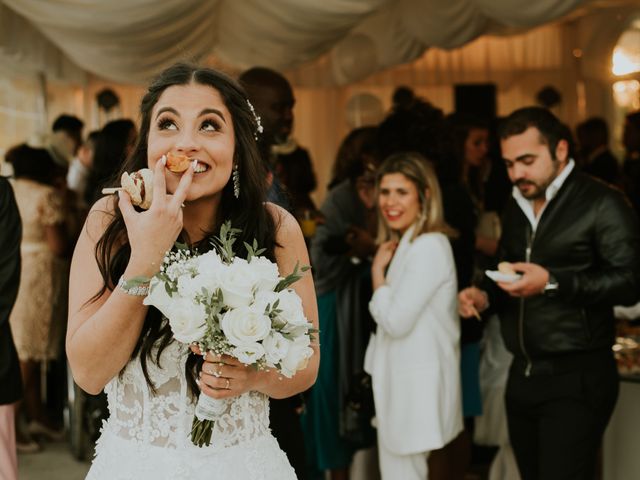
[[86, 341, 296, 479]]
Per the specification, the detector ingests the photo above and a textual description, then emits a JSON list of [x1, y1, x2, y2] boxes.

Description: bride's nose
[[174, 130, 201, 157]]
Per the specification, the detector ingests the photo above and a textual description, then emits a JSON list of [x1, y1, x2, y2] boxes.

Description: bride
[[66, 63, 319, 479]]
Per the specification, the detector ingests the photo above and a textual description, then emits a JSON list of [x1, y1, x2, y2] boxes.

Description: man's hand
[[497, 262, 549, 298], [458, 286, 489, 319], [346, 226, 376, 258]]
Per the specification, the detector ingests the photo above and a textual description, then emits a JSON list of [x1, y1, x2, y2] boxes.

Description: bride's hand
[[119, 157, 194, 274], [198, 352, 268, 400]]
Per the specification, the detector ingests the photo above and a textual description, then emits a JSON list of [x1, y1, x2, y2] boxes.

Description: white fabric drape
[[2, 0, 590, 85], [0, 4, 84, 83]]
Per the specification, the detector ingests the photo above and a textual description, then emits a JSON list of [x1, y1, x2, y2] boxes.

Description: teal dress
[[302, 180, 375, 475], [301, 291, 354, 471]]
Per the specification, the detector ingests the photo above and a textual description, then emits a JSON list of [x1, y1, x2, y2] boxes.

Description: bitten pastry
[[497, 261, 517, 276], [120, 168, 154, 209], [166, 152, 191, 173]]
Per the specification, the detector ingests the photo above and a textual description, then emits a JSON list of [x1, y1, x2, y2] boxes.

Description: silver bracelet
[[117, 276, 150, 296]]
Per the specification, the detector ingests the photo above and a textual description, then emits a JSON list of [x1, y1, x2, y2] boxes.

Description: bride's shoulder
[[265, 202, 301, 238], [265, 202, 305, 253]]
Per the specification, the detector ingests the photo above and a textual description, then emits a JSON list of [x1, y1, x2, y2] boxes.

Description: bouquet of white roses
[[140, 222, 314, 447]]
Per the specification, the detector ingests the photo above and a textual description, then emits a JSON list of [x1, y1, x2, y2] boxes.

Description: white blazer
[[364, 228, 463, 455]]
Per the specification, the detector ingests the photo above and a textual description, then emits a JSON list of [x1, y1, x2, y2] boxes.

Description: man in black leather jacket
[[459, 107, 640, 480]]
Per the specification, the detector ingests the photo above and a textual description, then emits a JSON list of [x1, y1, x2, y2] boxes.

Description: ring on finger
[[225, 378, 230, 390]]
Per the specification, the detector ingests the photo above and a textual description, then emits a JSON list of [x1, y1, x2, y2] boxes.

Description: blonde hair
[[375, 152, 457, 243]]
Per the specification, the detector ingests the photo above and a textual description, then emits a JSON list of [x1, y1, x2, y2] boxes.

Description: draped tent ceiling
[[0, 0, 600, 86]]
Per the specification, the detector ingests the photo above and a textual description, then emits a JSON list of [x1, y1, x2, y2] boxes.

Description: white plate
[[485, 270, 522, 283]]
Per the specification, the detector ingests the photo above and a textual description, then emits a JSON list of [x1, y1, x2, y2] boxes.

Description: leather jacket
[[485, 171, 640, 375]]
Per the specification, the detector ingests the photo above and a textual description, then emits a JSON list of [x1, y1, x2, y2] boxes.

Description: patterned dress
[[9, 179, 66, 361]]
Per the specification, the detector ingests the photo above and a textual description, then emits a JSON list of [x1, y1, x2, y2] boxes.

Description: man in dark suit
[[0, 177, 23, 478], [239, 66, 308, 479], [576, 116, 620, 186]]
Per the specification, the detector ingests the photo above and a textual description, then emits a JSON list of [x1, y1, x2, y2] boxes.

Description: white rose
[[253, 290, 280, 316], [232, 343, 265, 365], [197, 250, 223, 273], [176, 273, 211, 299], [279, 335, 313, 378], [249, 256, 280, 292], [196, 251, 223, 288], [218, 258, 256, 308], [262, 332, 290, 365], [221, 305, 271, 346], [143, 278, 174, 318], [166, 298, 208, 344], [275, 289, 310, 336]]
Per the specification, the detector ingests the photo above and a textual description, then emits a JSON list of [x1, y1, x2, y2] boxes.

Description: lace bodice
[[90, 334, 296, 478], [103, 341, 271, 451]]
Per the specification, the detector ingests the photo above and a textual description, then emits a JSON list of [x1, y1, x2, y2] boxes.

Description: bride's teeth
[[193, 161, 207, 173]]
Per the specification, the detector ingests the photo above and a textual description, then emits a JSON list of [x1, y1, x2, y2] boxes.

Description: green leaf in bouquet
[[121, 275, 151, 290], [211, 221, 241, 263], [163, 281, 178, 297], [244, 239, 267, 261], [174, 241, 190, 251], [157, 272, 171, 284], [274, 261, 310, 292], [271, 317, 287, 330], [279, 331, 295, 341]]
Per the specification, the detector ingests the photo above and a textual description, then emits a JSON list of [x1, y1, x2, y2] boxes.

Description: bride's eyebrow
[[155, 107, 178, 119], [199, 108, 226, 124], [154, 106, 226, 124]]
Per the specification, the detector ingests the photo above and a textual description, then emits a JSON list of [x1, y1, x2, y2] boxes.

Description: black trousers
[[270, 396, 307, 479], [505, 353, 618, 480]]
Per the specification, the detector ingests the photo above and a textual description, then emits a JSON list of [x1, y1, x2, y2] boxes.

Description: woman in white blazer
[[365, 152, 463, 479]]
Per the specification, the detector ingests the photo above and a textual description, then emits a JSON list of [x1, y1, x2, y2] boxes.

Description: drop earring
[[233, 163, 240, 198]]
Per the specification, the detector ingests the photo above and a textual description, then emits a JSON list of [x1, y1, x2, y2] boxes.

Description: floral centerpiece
[[137, 222, 314, 447]]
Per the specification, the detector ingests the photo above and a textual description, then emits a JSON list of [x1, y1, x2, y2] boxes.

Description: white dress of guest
[[364, 225, 463, 479]]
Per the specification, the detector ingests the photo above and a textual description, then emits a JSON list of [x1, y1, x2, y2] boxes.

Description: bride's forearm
[[258, 346, 319, 399], [67, 290, 149, 395]]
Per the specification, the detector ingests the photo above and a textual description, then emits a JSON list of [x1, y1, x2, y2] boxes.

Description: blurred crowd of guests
[[276, 82, 640, 480], [0, 112, 138, 475], [2, 64, 640, 480]]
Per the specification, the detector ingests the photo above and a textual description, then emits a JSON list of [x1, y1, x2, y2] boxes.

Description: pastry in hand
[[497, 261, 517, 276], [120, 168, 154, 209], [166, 152, 191, 173]]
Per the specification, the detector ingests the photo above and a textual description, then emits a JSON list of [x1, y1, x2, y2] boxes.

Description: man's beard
[[515, 179, 545, 200], [515, 160, 560, 200]]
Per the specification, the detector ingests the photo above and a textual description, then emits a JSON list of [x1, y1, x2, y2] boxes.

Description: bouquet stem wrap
[[191, 393, 228, 447]]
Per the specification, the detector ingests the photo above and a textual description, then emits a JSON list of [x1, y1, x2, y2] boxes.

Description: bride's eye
[[201, 119, 221, 132], [157, 117, 177, 131]]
